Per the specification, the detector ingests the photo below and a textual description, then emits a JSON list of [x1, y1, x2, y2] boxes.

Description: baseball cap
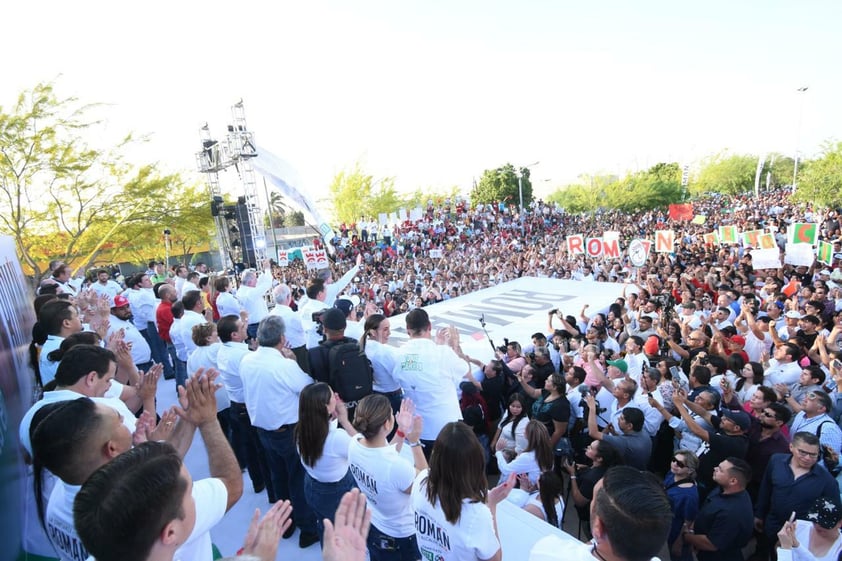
[[806, 497, 842, 529], [321, 308, 347, 331], [606, 359, 628, 373], [730, 335, 746, 347], [720, 409, 751, 432], [784, 310, 803, 319], [334, 298, 354, 318], [112, 294, 130, 308]]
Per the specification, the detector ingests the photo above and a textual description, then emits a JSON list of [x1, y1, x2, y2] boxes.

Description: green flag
[[788, 223, 818, 245], [818, 241, 833, 265]]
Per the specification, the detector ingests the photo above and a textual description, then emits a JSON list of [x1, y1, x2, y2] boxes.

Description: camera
[[163, 229, 171, 236], [311, 308, 330, 337]]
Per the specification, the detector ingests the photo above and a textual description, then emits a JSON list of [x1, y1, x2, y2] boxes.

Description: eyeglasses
[[759, 410, 778, 420], [671, 457, 687, 468], [794, 448, 819, 459]]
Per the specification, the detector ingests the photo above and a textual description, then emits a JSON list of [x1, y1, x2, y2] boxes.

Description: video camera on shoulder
[[312, 308, 331, 337]]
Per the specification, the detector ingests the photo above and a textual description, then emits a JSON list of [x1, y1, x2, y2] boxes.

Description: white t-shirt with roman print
[[411, 470, 499, 561], [348, 435, 416, 537]]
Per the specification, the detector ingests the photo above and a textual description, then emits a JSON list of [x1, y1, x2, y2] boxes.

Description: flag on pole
[[787, 223, 818, 245], [818, 241, 834, 265]]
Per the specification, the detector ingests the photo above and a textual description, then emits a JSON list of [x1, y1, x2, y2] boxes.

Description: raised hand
[[241, 500, 293, 561], [323, 489, 371, 561]]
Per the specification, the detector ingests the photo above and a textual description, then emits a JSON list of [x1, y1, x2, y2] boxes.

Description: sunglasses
[[671, 457, 686, 468]]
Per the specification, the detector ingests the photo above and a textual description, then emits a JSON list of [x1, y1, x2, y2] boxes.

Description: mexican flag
[[788, 223, 818, 245], [818, 241, 834, 266]]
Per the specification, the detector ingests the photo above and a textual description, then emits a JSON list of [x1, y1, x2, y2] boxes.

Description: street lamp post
[[515, 161, 540, 217], [792, 86, 808, 194]]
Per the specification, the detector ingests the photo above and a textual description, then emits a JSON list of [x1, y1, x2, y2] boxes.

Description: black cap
[[322, 308, 346, 331]]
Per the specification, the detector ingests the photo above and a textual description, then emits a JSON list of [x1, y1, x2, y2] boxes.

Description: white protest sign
[[783, 243, 815, 267], [750, 248, 781, 269]]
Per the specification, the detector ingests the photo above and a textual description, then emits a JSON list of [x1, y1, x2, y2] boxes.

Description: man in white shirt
[[299, 278, 331, 350], [237, 259, 274, 340], [764, 342, 803, 387], [90, 268, 122, 302], [333, 296, 364, 341], [215, 276, 241, 319], [240, 315, 319, 548], [37, 299, 83, 386], [178, 291, 209, 359], [107, 294, 153, 371], [270, 283, 309, 372], [392, 308, 466, 457], [126, 273, 169, 373], [217, 315, 272, 498], [73, 375, 244, 561], [182, 271, 201, 295]]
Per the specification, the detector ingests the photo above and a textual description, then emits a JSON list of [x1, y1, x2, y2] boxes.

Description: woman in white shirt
[[777, 497, 842, 561], [494, 420, 554, 488], [490, 394, 529, 454], [523, 471, 565, 529], [360, 314, 403, 414], [187, 323, 230, 425], [411, 422, 516, 561], [296, 382, 358, 545], [348, 394, 427, 560]]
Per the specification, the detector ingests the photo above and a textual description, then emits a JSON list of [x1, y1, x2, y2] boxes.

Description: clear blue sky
[[2, 0, 839, 202]]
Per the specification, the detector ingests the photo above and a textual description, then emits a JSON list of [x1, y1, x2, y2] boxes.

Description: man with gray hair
[[270, 283, 309, 372], [238, 258, 274, 341], [240, 315, 319, 548]]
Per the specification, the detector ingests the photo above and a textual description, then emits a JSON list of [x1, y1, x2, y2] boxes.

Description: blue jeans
[[304, 470, 357, 545], [229, 402, 272, 496], [166, 343, 187, 389], [257, 426, 317, 536], [146, 321, 173, 378], [367, 523, 420, 561]]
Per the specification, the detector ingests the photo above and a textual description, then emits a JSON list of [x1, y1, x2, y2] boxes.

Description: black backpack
[[314, 338, 374, 403]]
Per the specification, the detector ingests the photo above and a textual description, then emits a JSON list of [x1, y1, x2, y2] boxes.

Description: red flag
[[668, 203, 694, 221]]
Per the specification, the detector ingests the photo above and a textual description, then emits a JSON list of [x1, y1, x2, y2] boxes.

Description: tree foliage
[[690, 152, 758, 195], [548, 164, 682, 213], [470, 163, 533, 208], [792, 141, 842, 208], [0, 83, 213, 283]]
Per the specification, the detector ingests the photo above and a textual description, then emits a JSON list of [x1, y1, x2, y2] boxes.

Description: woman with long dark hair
[[495, 420, 554, 486], [490, 394, 528, 454], [360, 314, 403, 414], [563, 439, 624, 538], [411, 422, 515, 561], [523, 471, 565, 529], [296, 382, 358, 545], [348, 394, 427, 560]]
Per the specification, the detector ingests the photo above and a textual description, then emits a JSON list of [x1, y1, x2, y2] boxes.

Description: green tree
[[691, 152, 758, 195], [471, 163, 533, 208], [328, 162, 375, 224], [792, 141, 842, 208], [764, 153, 796, 190], [287, 210, 305, 226], [0, 83, 214, 284]]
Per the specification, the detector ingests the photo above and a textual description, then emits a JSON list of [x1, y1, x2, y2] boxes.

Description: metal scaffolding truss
[[196, 100, 266, 269]]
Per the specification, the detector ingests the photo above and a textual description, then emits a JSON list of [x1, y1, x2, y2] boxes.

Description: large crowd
[[21, 186, 842, 561]]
